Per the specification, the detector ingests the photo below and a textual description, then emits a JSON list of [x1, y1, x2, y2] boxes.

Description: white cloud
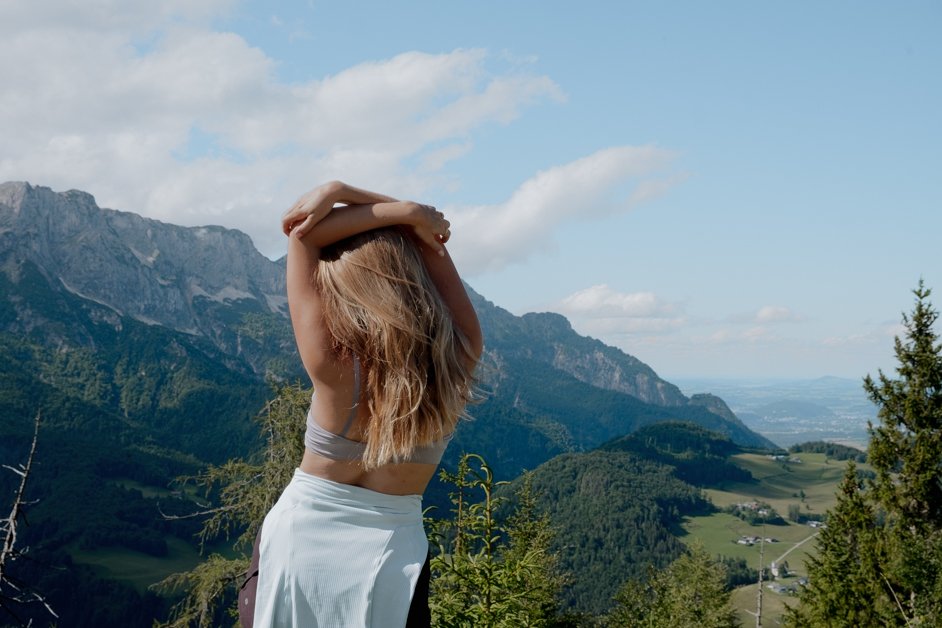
[[0, 5, 563, 256], [755, 305, 800, 323], [726, 305, 801, 325], [578, 317, 687, 335], [0, 0, 232, 34], [706, 329, 734, 344], [558, 284, 679, 318], [553, 285, 686, 336], [697, 326, 777, 346], [447, 146, 683, 274], [743, 326, 771, 341]]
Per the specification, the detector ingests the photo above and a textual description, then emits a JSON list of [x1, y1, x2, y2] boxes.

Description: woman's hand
[[406, 203, 451, 256], [282, 181, 345, 238], [282, 181, 340, 238], [283, 181, 403, 238]]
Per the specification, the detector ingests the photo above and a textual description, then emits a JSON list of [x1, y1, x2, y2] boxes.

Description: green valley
[[680, 451, 870, 625]]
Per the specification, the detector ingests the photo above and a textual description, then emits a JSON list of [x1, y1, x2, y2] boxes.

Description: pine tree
[[786, 462, 887, 627], [606, 542, 738, 628], [153, 382, 311, 627], [428, 454, 569, 627], [501, 472, 570, 624], [789, 283, 942, 626], [863, 282, 942, 624], [865, 282, 942, 532]]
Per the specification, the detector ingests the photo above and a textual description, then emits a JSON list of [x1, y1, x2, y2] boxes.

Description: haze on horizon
[[1, 1, 939, 380]]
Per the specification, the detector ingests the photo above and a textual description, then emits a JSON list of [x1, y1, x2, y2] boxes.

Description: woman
[[251, 181, 482, 627]]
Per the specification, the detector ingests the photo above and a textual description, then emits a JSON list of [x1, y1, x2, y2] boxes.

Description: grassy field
[[709, 452, 854, 515], [110, 477, 209, 505], [731, 581, 801, 626], [72, 479, 239, 593], [680, 452, 866, 625], [71, 535, 244, 593], [680, 512, 818, 567], [110, 477, 178, 499]]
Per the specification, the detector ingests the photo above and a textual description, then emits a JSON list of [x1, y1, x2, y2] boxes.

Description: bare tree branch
[[1, 411, 58, 625], [156, 503, 235, 521]]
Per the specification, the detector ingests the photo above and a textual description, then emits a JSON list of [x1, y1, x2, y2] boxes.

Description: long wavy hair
[[315, 228, 477, 469]]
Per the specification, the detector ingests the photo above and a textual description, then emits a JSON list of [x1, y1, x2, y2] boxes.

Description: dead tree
[[0, 411, 57, 625]]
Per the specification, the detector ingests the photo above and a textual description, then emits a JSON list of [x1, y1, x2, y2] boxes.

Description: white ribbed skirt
[[253, 469, 428, 628]]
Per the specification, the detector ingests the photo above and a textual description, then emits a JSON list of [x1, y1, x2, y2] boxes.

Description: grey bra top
[[304, 356, 453, 465]]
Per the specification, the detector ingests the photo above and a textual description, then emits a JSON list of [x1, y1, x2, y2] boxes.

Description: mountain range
[[0, 181, 773, 436], [0, 181, 777, 623]]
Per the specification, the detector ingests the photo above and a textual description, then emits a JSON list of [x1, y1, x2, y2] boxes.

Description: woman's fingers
[[299, 214, 321, 238], [282, 185, 334, 236], [413, 226, 446, 256], [282, 202, 307, 235]]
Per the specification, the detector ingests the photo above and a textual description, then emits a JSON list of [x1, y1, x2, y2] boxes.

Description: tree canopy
[[789, 283, 942, 626]]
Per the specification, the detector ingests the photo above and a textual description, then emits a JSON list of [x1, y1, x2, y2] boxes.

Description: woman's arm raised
[[282, 181, 397, 238], [284, 181, 480, 378], [285, 183, 449, 380], [411, 239, 483, 365]]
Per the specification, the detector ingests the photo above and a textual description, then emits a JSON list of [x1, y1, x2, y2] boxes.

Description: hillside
[[509, 422, 754, 614], [519, 445, 712, 613], [513, 423, 860, 616], [516, 421, 753, 614], [684, 450, 869, 625]]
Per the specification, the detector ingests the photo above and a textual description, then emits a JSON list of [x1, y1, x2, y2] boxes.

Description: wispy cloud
[[726, 305, 801, 325], [699, 326, 776, 346], [552, 284, 686, 335], [0, 3, 562, 256], [447, 146, 685, 274], [755, 305, 800, 323], [823, 323, 905, 347], [558, 285, 679, 318]]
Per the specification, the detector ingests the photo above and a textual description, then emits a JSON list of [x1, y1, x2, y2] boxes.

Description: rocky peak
[[548, 341, 688, 407], [464, 284, 689, 407], [0, 181, 287, 335], [688, 393, 739, 423], [520, 311, 573, 335]]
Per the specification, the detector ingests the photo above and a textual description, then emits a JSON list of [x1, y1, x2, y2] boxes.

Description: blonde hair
[[316, 228, 477, 469]]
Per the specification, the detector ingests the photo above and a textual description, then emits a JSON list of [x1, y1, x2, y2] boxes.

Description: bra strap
[[338, 356, 361, 437]]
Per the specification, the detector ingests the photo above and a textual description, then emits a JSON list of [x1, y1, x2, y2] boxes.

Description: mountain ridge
[[0, 180, 775, 451], [0, 181, 777, 625]]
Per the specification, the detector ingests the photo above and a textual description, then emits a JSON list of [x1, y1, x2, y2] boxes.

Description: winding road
[[771, 530, 820, 566]]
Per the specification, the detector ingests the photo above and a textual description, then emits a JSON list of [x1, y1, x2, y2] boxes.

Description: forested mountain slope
[[512, 421, 753, 613]]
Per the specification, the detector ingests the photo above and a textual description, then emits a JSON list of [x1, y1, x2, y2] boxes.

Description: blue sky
[[1, 1, 939, 379]]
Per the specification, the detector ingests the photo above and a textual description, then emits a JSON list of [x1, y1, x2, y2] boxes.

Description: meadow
[[68, 478, 238, 593], [681, 452, 866, 624], [70, 536, 216, 593]]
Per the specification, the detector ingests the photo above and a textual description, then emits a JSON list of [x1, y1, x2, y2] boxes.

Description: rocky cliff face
[[0, 181, 291, 374], [470, 294, 688, 407], [0, 182, 286, 330]]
